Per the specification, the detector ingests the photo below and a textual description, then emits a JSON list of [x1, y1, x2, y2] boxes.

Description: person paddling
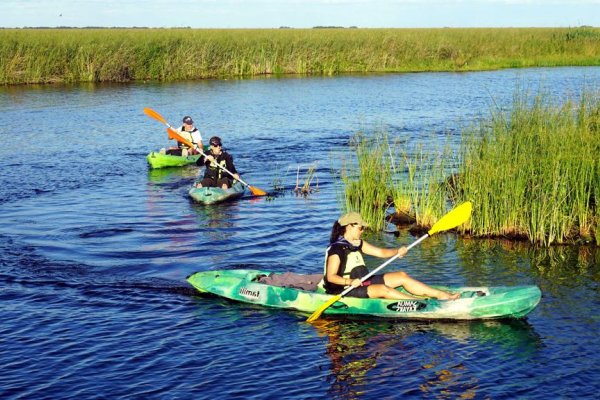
[[318, 212, 460, 300], [165, 116, 203, 156], [195, 136, 240, 189]]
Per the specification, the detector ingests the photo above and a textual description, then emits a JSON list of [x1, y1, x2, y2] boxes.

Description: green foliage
[[456, 90, 600, 246], [3, 27, 600, 84], [339, 130, 453, 232], [340, 132, 394, 232], [340, 90, 600, 246]]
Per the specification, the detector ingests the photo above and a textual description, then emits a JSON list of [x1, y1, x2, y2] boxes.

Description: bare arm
[[326, 254, 354, 287], [362, 240, 407, 259]]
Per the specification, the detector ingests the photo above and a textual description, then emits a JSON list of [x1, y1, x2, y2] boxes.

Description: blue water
[[1, 68, 599, 399]]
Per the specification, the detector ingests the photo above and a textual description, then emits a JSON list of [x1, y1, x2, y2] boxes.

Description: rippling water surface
[[1, 68, 599, 399]]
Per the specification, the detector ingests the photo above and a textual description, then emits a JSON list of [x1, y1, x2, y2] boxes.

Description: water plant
[[340, 89, 600, 246], [3, 27, 600, 84], [394, 140, 452, 229], [294, 163, 320, 196], [455, 90, 600, 246], [339, 130, 452, 232], [339, 131, 394, 232]]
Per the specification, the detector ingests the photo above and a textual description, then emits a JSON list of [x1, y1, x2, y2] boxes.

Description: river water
[[1, 68, 599, 399]]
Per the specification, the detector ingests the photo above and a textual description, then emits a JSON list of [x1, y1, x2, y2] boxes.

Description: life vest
[[203, 151, 235, 181], [319, 237, 369, 293], [177, 127, 200, 149], [207, 156, 227, 180]]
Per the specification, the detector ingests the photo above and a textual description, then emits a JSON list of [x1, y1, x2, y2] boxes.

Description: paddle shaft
[[307, 201, 472, 322], [338, 233, 428, 297], [167, 128, 256, 187]]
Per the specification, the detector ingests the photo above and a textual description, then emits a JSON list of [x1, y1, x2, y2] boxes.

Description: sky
[[1, 0, 599, 29]]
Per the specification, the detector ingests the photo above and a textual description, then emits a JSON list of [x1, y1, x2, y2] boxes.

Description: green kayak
[[187, 269, 542, 320], [146, 145, 210, 169], [188, 181, 245, 204], [146, 151, 200, 169]]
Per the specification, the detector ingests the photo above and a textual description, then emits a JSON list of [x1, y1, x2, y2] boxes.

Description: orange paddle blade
[[143, 108, 168, 125], [167, 128, 194, 148], [248, 185, 267, 196]]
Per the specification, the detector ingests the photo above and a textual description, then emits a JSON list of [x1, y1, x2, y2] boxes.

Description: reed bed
[[457, 91, 600, 246], [341, 91, 600, 246], [339, 131, 451, 232], [395, 141, 452, 229], [2, 27, 600, 84], [340, 132, 394, 232]]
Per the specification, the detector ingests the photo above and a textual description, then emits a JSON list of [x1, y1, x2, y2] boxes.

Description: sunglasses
[[210, 143, 221, 147], [351, 223, 364, 231]]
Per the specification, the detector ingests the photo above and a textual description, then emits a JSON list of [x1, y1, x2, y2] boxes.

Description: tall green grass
[[340, 90, 600, 246], [2, 27, 600, 84], [339, 131, 451, 232], [340, 132, 394, 232], [395, 140, 452, 228], [456, 91, 600, 246]]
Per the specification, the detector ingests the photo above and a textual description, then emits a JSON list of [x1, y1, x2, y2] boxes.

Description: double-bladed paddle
[[143, 107, 267, 196], [306, 201, 473, 323]]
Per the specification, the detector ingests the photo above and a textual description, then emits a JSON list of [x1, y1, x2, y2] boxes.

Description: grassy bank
[[2, 27, 600, 84], [340, 91, 600, 246]]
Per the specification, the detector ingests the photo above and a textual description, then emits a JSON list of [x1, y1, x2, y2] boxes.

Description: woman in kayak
[[166, 115, 203, 156], [195, 136, 240, 189], [320, 212, 460, 300]]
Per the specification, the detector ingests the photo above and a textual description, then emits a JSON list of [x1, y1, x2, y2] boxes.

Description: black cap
[[209, 136, 222, 146], [183, 116, 194, 125]]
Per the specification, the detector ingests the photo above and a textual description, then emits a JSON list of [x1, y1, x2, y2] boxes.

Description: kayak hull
[[188, 181, 245, 204], [146, 145, 209, 169], [146, 151, 200, 169], [187, 269, 542, 320]]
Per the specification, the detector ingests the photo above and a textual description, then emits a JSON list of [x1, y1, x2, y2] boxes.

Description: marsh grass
[[340, 132, 394, 232], [395, 140, 453, 229], [270, 163, 286, 191], [294, 164, 319, 196], [456, 91, 600, 246], [3, 27, 600, 84], [341, 91, 599, 246], [340, 131, 452, 232]]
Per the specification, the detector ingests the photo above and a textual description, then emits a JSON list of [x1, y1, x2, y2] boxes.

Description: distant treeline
[[2, 27, 600, 85]]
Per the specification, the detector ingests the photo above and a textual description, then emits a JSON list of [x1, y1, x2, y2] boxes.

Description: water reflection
[[312, 318, 542, 399], [456, 238, 600, 288], [189, 202, 242, 248], [147, 166, 199, 186]]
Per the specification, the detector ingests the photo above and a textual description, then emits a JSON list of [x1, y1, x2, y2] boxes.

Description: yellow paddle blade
[[307, 294, 342, 323], [428, 201, 472, 236], [143, 107, 167, 125]]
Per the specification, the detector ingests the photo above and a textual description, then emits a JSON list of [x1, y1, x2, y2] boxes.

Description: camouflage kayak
[[187, 269, 542, 320], [188, 181, 245, 204]]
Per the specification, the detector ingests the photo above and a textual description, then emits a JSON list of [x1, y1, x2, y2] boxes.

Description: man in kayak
[[195, 136, 240, 189], [165, 115, 203, 156], [319, 212, 460, 300]]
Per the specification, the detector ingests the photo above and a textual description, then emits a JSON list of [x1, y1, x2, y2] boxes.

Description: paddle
[[143, 108, 267, 196], [306, 201, 473, 323]]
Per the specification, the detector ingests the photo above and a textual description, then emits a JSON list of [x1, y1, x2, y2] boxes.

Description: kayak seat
[[255, 272, 323, 292]]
